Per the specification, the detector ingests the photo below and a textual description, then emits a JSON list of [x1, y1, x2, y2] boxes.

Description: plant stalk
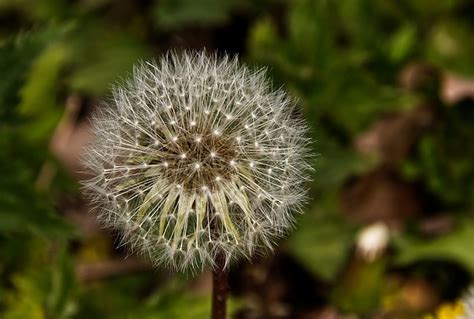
[[211, 256, 228, 319]]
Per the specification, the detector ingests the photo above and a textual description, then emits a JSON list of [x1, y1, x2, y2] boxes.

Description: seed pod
[[82, 51, 312, 272]]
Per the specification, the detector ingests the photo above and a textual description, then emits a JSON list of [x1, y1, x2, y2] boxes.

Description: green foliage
[[248, 0, 474, 315], [120, 278, 212, 319], [152, 0, 276, 30], [0, 0, 473, 317], [18, 43, 68, 141], [288, 203, 356, 281], [0, 32, 74, 237], [66, 21, 150, 95], [427, 20, 474, 76], [312, 133, 372, 192], [403, 103, 474, 206], [395, 219, 474, 274], [389, 23, 417, 63], [74, 274, 241, 319], [153, 0, 245, 29], [0, 31, 53, 123], [248, 0, 417, 141], [331, 258, 387, 315], [0, 154, 74, 237], [2, 239, 76, 319]]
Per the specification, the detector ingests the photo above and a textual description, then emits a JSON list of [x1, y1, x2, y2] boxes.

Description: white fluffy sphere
[[83, 51, 312, 272]]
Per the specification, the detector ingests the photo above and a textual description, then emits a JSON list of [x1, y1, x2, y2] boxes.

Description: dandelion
[[83, 50, 311, 319]]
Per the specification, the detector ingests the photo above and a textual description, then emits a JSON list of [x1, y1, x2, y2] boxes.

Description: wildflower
[[425, 286, 474, 319], [356, 222, 390, 262], [83, 51, 311, 272]]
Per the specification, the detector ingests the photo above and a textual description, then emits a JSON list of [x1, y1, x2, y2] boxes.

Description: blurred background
[[1, 0, 474, 318]]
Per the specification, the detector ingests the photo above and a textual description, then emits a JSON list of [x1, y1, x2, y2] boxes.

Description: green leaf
[[394, 219, 474, 274], [331, 258, 387, 315], [0, 31, 54, 123], [68, 31, 149, 95], [18, 43, 69, 142], [389, 24, 416, 62], [287, 203, 356, 281]]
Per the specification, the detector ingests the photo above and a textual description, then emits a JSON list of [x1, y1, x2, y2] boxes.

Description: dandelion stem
[[211, 254, 228, 319]]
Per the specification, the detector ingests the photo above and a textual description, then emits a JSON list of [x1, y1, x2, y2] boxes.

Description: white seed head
[[82, 51, 312, 273]]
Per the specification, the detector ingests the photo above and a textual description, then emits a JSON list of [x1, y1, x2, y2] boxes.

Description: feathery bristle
[[82, 51, 312, 272]]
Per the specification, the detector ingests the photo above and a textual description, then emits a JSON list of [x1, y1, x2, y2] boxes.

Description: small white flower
[[356, 222, 390, 262], [83, 51, 312, 272]]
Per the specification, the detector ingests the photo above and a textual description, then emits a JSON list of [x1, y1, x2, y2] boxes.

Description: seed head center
[[158, 131, 237, 191]]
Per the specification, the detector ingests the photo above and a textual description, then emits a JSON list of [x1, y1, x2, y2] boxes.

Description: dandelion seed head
[[82, 51, 312, 273]]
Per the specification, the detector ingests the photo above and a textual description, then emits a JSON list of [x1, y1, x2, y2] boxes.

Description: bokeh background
[[1, 0, 474, 318]]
